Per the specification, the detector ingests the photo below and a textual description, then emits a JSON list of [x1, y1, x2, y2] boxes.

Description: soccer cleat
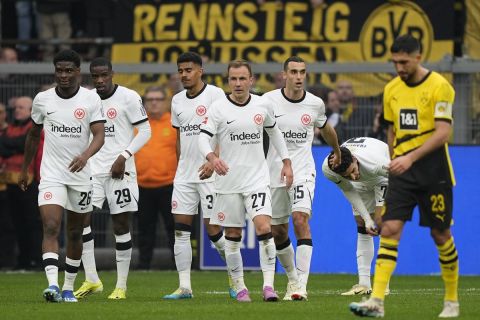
[[262, 286, 279, 302], [349, 297, 385, 318], [341, 284, 372, 296], [384, 288, 390, 296], [438, 300, 460, 318], [283, 282, 307, 301], [236, 288, 251, 302], [43, 285, 62, 303], [74, 280, 103, 299], [61, 290, 78, 302], [162, 288, 193, 300], [228, 276, 237, 299], [108, 288, 126, 300]]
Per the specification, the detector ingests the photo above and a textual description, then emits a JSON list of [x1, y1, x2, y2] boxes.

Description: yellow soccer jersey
[[383, 71, 455, 157]]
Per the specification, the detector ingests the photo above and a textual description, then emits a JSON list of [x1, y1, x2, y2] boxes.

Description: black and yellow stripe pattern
[[437, 237, 459, 301], [372, 238, 399, 300]]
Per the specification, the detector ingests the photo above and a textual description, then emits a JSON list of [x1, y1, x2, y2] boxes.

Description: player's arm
[[111, 120, 152, 179], [319, 123, 341, 167], [69, 121, 105, 173], [199, 144, 218, 180], [18, 122, 42, 191], [175, 128, 181, 163], [340, 183, 378, 236], [373, 205, 384, 232], [199, 130, 228, 176], [390, 120, 451, 175], [387, 124, 395, 158], [264, 124, 293, 188]]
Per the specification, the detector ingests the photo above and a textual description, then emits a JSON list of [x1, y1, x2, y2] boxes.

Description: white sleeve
[[126, 91, 148, 125], [198, 103, 218, 159], [31, 93, 44, 125], [171, 96, 180, 128], [265, 125, 289, 160], [315, 98, 328, 128], [126, 120, 151, 154], [90, 94, 106, 124]]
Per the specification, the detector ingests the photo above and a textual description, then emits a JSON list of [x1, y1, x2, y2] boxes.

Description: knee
[[43, 220, 60, 238], [271, 226, 288, 244], [67, 228, 83, 242], [430, 228, 451, 246], [292, 213, 308, 231], [255, 224, 271, 236]]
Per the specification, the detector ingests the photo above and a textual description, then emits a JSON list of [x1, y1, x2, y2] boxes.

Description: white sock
[[276, 239, 298, 283], [43, 252, 59, 287], [174, 229, 192, 290], [210, 231, 226, 261], [357, 232, 374, 288], [115, 232, 132, 290], [296, 240, 313, 288], [63, 257, 81, 291], [82, 226, 100, 283], [225, 237, 246, 291], [258, 234, 276, 288]]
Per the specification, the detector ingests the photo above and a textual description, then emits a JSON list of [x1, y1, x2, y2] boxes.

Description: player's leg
[[38, 181, 67, 302], [248, 188, 278, 302], [108, 212, 132, 299], [163, 183, 197, 299]]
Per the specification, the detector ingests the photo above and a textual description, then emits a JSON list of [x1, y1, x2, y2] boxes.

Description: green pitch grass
[[1, 271, 479, 319]]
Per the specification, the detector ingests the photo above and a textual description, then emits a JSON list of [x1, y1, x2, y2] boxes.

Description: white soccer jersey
[[264, 89, 327, 187], [90, 85, 148, 176], [201, 94, 277, 193], [322, 137, 389, 194], [171, 84, 225, 183], [31, 87, 105, 184]]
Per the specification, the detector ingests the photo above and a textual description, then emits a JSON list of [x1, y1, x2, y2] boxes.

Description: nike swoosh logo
[[227, 120, 236, 124], [293, 200, 302, 204], [177, 112, 183, 117], [47, 111, 57, 115], [119, 204, 129, 208], [275, 114, 285, 118], [255, 208, 263, 212]]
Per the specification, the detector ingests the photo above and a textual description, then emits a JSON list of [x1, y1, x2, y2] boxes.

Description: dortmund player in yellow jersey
[[349, 34, 459, 318]]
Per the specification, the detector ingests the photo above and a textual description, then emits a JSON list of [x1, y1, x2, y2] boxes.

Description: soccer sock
[[276, 238, 298, 283], [371, 237, 398, 300], [43, 252, 59, 287], [82, 226, 100, 283], [296, 239, 313, 288], [209, 231, 226, 261], [437, 236, 459, 301], [63, 257, 81, 291], [357, 227, 374, 288], [114, 232, 132, 290], [258, 232, 276, 288], [225, 236, 246, 291], [174, 223, 192, 290]]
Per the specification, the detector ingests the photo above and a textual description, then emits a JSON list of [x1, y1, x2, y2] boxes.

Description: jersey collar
[[186, 83, 207, 99], [281, 87, 306, 103]]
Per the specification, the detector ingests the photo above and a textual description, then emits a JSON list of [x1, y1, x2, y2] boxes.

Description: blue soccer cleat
[[43, 285, 62, 303], [163, 288, 193, 300], [228, 276, 237, 299], [61, 290, 78, 302]]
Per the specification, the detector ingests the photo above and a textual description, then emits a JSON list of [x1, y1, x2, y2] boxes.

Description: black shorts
[[383, 169, 453, 230]]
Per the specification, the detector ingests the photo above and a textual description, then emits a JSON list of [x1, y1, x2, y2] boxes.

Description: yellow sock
[[437, 237, 459, 302], [371, 237, 399, 300]]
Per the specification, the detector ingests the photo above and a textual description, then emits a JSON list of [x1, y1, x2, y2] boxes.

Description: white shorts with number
[[92, 174, 139, 214], [210, 186, 272, 227], [38, 180, 93, 213], [352, 183, 387, 216], [171, 182, 215, 218], [271, 180, 315, 225]]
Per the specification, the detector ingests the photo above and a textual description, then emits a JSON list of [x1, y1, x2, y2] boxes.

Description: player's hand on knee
[[69, 154, 88, 172], [198, 162, 214, 180], [365, 219, 379, 236], [111, 155, 127, 179]]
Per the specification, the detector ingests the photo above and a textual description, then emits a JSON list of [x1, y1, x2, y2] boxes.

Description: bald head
[[1, 48, 18, 63], [14, 96, 32, 121]]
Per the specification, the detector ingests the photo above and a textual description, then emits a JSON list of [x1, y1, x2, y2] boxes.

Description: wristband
[[121, 150, 132, 160]]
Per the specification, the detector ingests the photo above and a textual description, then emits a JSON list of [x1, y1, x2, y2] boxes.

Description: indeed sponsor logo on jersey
[[50, 124, 82, 138], [230, 131, 261, 145], [105, 124, 115, 137], [180, 123, 201, 136], [282, 130, 307, 139]]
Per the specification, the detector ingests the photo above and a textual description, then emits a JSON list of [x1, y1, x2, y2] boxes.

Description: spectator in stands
[[335, 80, 374, 140], [15, 1, 35, 60], [135, 86, 177, 270], [167, 73, 183, 97], [83, 0, 115, 59], [310, 85, 344, 145], [368, 101, 388, 142], [0, 96, 42, 270], [273, 72, 286, 89], [0, 102, 16, 269], [36, 0, 73, 61]]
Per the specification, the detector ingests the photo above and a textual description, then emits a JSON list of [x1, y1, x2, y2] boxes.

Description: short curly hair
[[53, 49, 81, 67], [328, 147, 354, 174]]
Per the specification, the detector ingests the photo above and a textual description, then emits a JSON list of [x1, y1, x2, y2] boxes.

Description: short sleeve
[[31, 93, 44, 125], [171, 96, 180, 128], [383, 85, 393, 124], [433, 81, 455, 121], [262, 98, 276, 129], [200, 102, 219, 136], [126, 91, 148, 125], [90, 94, 106, 124], [315, 98, 327, 128]]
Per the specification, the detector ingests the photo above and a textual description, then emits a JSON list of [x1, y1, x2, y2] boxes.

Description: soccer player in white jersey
[[163, 52, 232, 300], [198, 60, 293, 302], [322, 137, 390, 296], [73, 58, 151, 300], [18, 50, 105, 303], [263, 56, 341, 300]]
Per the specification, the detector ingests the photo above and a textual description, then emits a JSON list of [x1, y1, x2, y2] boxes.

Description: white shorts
[[271, 180, 315, 225], [171, 182, 215, 219], [38, 180, 93, 213], [352, 184, 387, 216], [210, 186, 272, 227], [92, 174, 139, 214]]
